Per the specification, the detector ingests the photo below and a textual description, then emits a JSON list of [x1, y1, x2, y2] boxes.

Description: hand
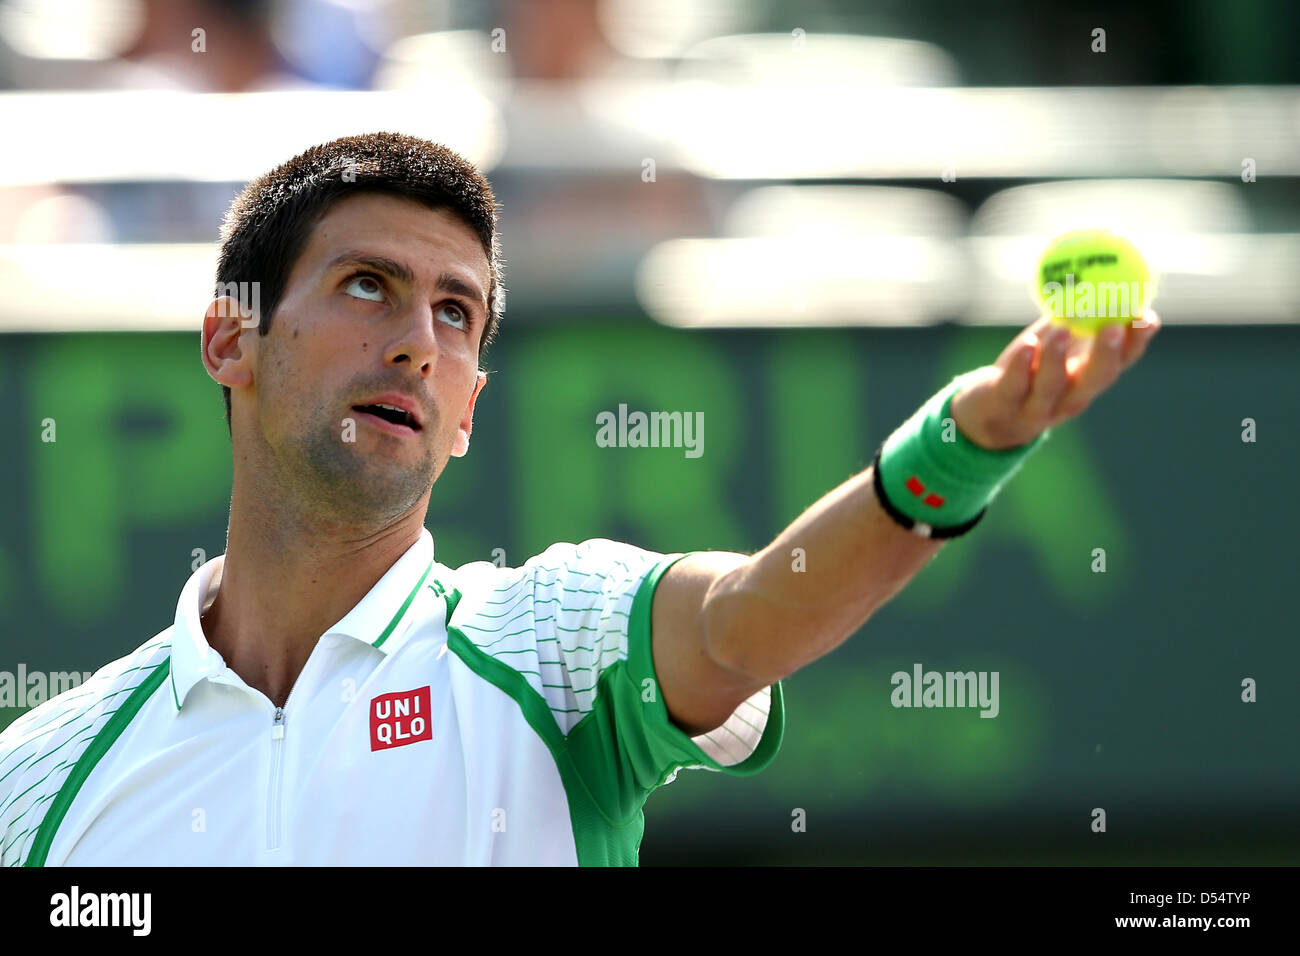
[[949, 311, 1162, 451]]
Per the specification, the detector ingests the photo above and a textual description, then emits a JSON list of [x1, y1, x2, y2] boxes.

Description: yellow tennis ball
[[1033, 229, 1156, 336]]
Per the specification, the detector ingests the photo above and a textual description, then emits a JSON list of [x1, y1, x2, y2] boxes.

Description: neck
[[203, 470, 429, 709]]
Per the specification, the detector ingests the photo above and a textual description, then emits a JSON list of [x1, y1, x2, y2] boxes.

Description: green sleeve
[[563, 552, 785, 826]]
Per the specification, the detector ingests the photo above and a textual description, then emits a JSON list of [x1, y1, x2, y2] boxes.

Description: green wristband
[[877, 370, 1051, 529]]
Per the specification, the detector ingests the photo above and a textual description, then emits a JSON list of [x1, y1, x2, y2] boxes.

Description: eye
[[436, 302, 468, 330], [344, 273, 385, 302]]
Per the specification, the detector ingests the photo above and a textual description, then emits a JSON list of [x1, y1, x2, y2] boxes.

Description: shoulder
[[442, 539, 672, 619], [0, 631, 172, 865], [434, 540, 679, 737], [0, 631, 172, 753], [525, 538, 664, 576]]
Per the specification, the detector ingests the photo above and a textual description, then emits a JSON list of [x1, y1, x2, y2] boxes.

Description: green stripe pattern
[[443, 540, 784, 866], [0, 640, 171, 867]]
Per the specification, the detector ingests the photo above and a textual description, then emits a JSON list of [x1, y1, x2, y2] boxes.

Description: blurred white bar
[[724, 185, 969, 238], [675, 32, 960, 87], [0, 0, 141, 60], [2, 232, 1295, 331], [664, 85, 1300, 179], [633, 176, 1300, 328], [971, 179, 1251, 237], [373, 30, 513, 101], [0, 84, 1294, 181], [635, 232, 1300, 329], [0, 89, 504, 186], [637, 184, 970, 327], [637, 236, 970, 328], [0, 243, 216, 331], [960, 178, 1300, 324]]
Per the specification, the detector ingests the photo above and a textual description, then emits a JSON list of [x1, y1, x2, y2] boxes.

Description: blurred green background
[[1, 321, 1296, 863]]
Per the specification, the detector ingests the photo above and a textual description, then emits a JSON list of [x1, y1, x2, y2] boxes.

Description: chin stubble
[[291, 412, 437, 521]]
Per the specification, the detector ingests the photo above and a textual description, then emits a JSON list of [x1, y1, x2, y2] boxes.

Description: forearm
[[703, 462, 945, 685], [702, 370, 1050, 687], [697, 312, 1156, 691]]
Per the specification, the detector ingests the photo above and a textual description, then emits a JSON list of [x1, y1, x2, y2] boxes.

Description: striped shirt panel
[[0, 636, 171, 867], [444, 538, 772, 771]]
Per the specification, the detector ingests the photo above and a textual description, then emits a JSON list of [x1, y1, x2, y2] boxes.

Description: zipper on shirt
[[267, 707, 286, 851]]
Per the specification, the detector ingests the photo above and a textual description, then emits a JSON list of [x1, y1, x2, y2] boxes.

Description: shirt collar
[[169, 528, 438, 712]]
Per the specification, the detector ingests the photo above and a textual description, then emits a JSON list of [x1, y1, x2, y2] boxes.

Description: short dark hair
[[213, 131, 505, 431]]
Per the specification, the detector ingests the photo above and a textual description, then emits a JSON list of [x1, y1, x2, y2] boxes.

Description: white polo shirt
[[0, 531, 784, 866]]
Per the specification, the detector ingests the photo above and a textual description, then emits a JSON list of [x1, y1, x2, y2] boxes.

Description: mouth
[[351, 402, 422, 436]]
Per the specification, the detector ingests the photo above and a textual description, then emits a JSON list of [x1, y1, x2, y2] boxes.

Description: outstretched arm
[[651, 313, 1162, 736]]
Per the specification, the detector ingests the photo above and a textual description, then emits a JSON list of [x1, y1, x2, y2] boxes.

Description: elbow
[[700, 578, 790, 689]]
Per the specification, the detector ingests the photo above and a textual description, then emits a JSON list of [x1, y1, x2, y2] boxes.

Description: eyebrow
[[326, 251, 488, 315]]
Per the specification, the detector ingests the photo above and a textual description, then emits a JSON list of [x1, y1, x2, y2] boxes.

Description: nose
[[383, 301, 439, 377]]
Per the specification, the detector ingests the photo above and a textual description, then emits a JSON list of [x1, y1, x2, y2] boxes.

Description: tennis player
[[0, 132, 1159, 865]]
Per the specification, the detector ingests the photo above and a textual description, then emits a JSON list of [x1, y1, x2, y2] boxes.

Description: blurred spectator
[[100, 0, 305, 92], [502, 0, 620, 82]]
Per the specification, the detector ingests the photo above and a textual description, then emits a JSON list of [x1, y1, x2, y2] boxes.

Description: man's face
[[241, 192, 489, 523]]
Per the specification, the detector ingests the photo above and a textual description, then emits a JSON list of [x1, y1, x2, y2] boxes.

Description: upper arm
[[650, 550, 768, 737]]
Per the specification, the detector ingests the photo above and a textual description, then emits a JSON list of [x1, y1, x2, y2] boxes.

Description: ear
[[202, 296, 256, 393], [450, 371, 488, 458]]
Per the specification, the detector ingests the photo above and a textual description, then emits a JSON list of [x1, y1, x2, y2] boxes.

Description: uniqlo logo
[[370, 686, 433, 751]]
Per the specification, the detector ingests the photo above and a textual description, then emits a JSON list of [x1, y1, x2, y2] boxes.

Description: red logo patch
[[370, 686, 433, 751]]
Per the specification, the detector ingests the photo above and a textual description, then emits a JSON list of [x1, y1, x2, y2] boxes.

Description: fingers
[[1001, 309, 1162, 426], [994, 315, 1054, 371], [995, 336, 1037, 405], [1120, 309, 1161, 369], [1055, 323, 1126, 417], [1035, 311, 1163, 420], [1022, 321, 1073, 420], [991, 314, 1055, 405]]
